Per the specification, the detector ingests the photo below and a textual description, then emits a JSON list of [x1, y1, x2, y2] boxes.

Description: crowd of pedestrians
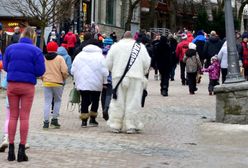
[[0, 22, 248, 163]]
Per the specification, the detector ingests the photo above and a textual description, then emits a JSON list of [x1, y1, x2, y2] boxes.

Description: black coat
[[154, 36, 172, 73]]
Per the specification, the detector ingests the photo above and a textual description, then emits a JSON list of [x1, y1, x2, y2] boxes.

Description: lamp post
[[224, 0, 245, 83]]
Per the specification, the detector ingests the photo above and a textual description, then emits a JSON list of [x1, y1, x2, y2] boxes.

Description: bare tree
[[0, 0, 76, 49], [125, 0, 141, 31]]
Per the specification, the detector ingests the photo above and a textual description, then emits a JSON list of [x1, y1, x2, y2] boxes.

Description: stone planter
[[214, 82, 248, 124]]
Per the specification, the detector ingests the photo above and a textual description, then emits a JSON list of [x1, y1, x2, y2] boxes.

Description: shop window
[[106, 0, 116, 25]]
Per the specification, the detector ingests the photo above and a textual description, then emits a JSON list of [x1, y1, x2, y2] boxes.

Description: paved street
[[0, 69, 248, 168]]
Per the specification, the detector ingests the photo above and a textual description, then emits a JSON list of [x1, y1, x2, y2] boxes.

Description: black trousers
[[80, 90, 101, 114], [180, 61, 186, 84], [221, 68, 228, 84], [208, 79, 219, 93], [159, 70, 170, 93], [187, 72, 197, 93]]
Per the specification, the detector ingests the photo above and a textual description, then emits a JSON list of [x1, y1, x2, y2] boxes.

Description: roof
[[0, 5, 23, 17]]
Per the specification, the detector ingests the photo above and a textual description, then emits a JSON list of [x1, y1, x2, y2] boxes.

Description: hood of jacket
[[67, 32, 73, 36], [45, 53, 57, 60], [82, 44, 102, 53], [57, 46, 68, 56], [186, 49, 196, 57]]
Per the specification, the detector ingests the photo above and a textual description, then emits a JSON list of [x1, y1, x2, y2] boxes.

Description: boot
[[89, 117, 98, 127], [7, 143, 15, 161], [81, 119, 88, 128], [43, 120, 49, 129], [50, 118, 60, 129], [0, 135, 8, 152], [17, 144, 28, 162]]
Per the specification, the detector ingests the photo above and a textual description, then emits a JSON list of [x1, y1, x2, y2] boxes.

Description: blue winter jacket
[[3, 37, 45, 85], [192, 35, 206, 43], [57, 46, 72, 74]]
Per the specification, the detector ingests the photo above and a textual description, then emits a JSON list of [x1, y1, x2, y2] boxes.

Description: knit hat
[[211, 55, 218, 61], [188, 42, 196, 50], [181, 33, 187, 40], [47, 41, 58, 53], [242, 32, 248, 39]]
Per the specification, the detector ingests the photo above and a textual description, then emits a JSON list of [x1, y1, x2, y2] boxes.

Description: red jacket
[[187, 33, 194, 42], [176, 40, 190, 61], [241, 41, 248, 68], [64, 32, 77, 48]]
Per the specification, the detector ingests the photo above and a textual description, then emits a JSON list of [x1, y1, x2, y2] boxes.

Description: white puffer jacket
[[71, 45, 109, 91]]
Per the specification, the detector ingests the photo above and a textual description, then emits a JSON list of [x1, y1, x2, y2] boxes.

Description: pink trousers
[[7, 82, 35, 145]]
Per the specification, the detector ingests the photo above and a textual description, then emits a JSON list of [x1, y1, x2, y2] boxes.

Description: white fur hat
[[188, 42, 196, 50]]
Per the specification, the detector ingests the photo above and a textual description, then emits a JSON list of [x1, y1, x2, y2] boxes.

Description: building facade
[[94, 0, 140, 39]]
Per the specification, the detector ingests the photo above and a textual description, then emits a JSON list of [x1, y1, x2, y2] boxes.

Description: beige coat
[[43, 54, 68, 84]]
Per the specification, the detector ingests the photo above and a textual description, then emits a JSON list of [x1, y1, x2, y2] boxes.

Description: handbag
[[67, 86, 81, 112]]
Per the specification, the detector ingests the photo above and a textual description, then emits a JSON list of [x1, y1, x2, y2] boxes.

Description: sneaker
[[89, 118, 99, 127], [50, 118, 60, 129], [43, 121, 49, 129], [126, 128, 136, 134], [111, 128, 121, 133], [0, 136, 8, 152], [81, 120, 87, 128]]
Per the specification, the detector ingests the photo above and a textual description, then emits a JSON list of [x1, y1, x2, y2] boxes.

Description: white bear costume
[[106, 37, 151, 132]]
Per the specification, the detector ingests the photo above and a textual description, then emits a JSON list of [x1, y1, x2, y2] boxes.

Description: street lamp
[[224, 0, 245, 83]]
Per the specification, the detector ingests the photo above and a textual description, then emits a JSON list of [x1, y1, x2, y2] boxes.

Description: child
[[0, 75, 30, 152], [202, 55, 220, 95], [183, 43, 202, 94]]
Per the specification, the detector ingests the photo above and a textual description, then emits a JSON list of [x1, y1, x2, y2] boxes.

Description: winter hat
[[211, 55, 218, 62], [242, 32, 248, 39], [47, 41, 58, 53], [181, 33, 187, 40], [188, 42, 196, 50]]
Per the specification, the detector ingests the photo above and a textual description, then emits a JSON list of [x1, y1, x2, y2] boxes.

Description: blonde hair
[[21, 26, 36, 42]]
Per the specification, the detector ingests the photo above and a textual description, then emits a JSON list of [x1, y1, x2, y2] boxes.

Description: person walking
[[203, 30, 223, 68], [176, 33, 190, 85], [71, 39, 109, 127], [42, 41, 69, 129], [106, 31, 151, 134], [10, 26, 21, 44], [3, 26, 45, 162], [64, 30, 77, 60], [202, 56, 220, 95], [154, 36, 173, 96], [240, 32, 248, 81], [183, 43, 202, 94], [217, 41, 228, 83]]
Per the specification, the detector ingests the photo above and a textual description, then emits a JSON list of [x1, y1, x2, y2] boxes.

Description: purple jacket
[[202, 60, 220, 80]]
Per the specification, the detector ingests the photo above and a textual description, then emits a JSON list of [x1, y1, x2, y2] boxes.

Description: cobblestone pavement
[[0, 69, 248, 168]]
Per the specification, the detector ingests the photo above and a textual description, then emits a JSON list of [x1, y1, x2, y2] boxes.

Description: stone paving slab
[[0, 69, 248, 168]]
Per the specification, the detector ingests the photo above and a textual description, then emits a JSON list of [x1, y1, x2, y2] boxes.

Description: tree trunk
[[168, 0, 177, 32], [148, 0, 156, 29], [125, 2, 133, 31]]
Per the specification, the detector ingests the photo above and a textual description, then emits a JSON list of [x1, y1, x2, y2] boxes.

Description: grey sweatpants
[[43, 86, 64, 121]]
